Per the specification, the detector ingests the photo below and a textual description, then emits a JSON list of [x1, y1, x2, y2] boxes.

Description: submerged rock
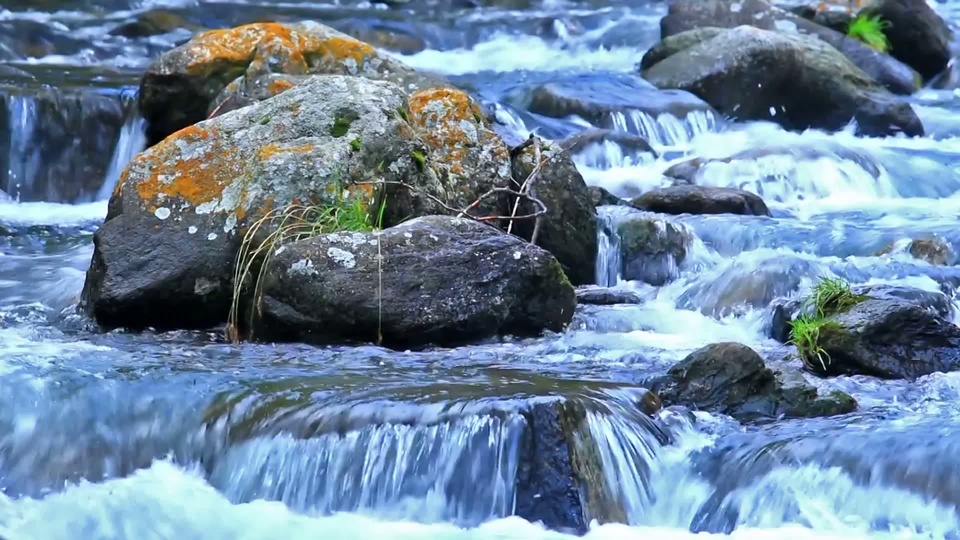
[[642, 26, 923, 138], [654, 342, 857, 421], [82, 75, 438, 331], [559, 129, 657, 159], [576, 286, 645, 306], [877, 236, 957, 266], [139, 21, 443, 146], [509, 72, 714, 127], [657, 0, 920, 95], [860, 0, 953, 82], [109, 9, 199, 38], [630, 185, 770, 217], [773, 285, 960, 379], [510, 142, 598, 286], [255, 216, 576, 347], [615, 213, 689, 286]]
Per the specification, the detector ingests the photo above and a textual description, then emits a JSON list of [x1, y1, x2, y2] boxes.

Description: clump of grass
[[789, 277, 865, 371], [847, 13, 891, 53], [226, 183, 386, 342]]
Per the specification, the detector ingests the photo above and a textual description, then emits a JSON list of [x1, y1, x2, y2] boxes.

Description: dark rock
[[654, 342, 857, 421], [255, 216, 576, 348], [509, 72, 714, 127], [806, 289, 960, 379], [82, 76, 439, 331], [658, 0, 920, 95], [560, 128, 657, 159], [589, 186, 626, 208], [139, 21, 442, 147], [642, 26, 923, 138], [789, 5, 852, 34], [630, 185, 770, 217], [510, 142, 598, 286], [639, 27, 727, 71], [110, 9, 198, 38], [861, 0, 953, 82], [576, 286, 644, 306], [616, 213, 689, 285], [516, 401, 588, 533]]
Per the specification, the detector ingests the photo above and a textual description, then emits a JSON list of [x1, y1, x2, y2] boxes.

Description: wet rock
[[638, 27, 727, 71], [642, 26, 923, 138], [82, 75, 439, 331], [0, 86, 128, 203], [789, 5, 852, 34], [860, 0, 953, 82], [255, 216, 576, 347], [658, 0, 920, 95], [559, 128, 657, 159], [589, 187, 626, 208], [110, 9, 198, 38], [516, 401, 589, 533], [510, 141, 597, 286], [616, 213, 689, 286], [208, 73, 307, 119], [576, 286, 644, 306], [510, 72, 714, 127], [790, 286, 960, 380], [334, 19, 428, 55], [877, 236, 957, 266], [139, 21, 444, 147], [653, 342, 857, 421], [630, 186, 770, 217], [407, 87, 513, 222]]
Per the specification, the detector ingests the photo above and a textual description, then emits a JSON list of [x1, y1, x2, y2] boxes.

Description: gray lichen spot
[[154, 207, 171, 220], [208, 232, 218, 241], [188, 226, 198, 235], [327, 247, 357, 268], [289, 258, 319, 276]]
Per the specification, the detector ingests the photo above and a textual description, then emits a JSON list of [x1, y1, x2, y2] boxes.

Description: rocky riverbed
[[3, 0, 960, 538]]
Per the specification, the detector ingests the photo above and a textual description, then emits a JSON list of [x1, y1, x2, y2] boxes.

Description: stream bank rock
[[82, 75, 440, 331], [254, 216, 576, 348], [774, 285, 960, 380], [630, 186, 770, 216], [860, 0, 953, 82], [139, 21, 444, 146], [642, 26, 923, 138], [653, 342, 857, 421], [510, 143, 597, 285], [656, 0, 920, 95]]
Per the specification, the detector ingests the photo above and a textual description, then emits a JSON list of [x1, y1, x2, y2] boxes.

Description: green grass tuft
[[226, 180, 386, 342], [789, 277, 865, 372], [803, 276, 865, 318], [789, 315, 839, 371], [847, 13, 891, 53]]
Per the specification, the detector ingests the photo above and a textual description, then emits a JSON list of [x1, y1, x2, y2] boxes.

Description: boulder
[[139, 21, 444, 147], [789, 286, 960, 379], [615, 213, 689, 285], [576, 286, 644, 306], [861, 0, 953, 82], [642, 26, 923, 138], [658, 0, 920, 95], [638, 27, 727, 71], [253, 215, 576, 347], [653, 342, 857, 421], [789, 5, 851, 34], [630, 186, 770, 217], [82, 75, 440, 331], [509, 72, 714, 127], [510, 141, 598, 286]]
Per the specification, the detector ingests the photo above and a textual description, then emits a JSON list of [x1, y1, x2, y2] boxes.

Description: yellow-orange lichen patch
[[183, 23, 327, 77], [408, 87, 486, 177], [256, 143, 315, 161], [267, 78, 295, 95], [314, 36, 376, 68]]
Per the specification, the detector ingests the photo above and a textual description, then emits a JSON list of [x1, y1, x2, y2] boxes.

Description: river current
[[3, 0, 960, 538]]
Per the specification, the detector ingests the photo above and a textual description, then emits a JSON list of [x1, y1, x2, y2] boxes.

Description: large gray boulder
[[642, 26, 923, 138], [138, 21, 443, 147], [657, 0, 920, 95], [82, 75, 442, 331], [653, 342, 857, 421], [861, 0, 953, 82], [254, 215, 576, 347]]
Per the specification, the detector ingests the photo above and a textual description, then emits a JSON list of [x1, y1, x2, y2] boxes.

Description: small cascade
[[608, 109, 721, 147], [3, 95, 39, 202], [595, 207, 624, 287], [206, 414, 525, 525], [94, 110, 146, 201]]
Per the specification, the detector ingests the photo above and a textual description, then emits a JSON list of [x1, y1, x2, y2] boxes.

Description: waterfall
[[607, 109, 721, 147], [95, 111, 146, 201], [4, 95, 39, 203]]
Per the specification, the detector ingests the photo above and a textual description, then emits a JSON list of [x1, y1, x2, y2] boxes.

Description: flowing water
[[3, 0, 960, 538]]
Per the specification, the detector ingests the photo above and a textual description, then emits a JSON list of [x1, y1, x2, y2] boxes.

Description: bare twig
[[507, 136, 542, 236]]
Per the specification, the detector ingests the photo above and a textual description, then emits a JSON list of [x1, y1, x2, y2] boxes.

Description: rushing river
[[3, 0, 960, 538]]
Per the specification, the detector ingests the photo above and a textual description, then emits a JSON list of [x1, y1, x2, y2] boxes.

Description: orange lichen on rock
[[313, 36, 377, 69], [267, 78, 295, 95], [257, 143, 315, 161], [132, 124, 243, 209], [408, 87, 485, 176]]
